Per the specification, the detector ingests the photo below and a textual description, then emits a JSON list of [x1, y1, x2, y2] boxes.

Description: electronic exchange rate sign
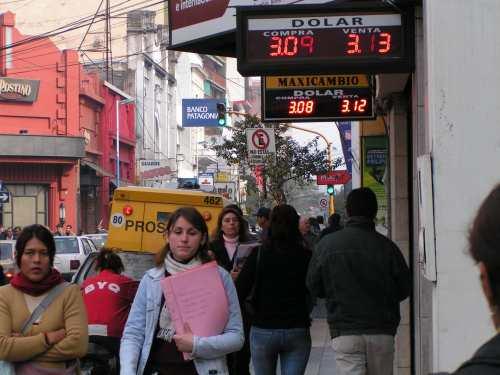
[[262, 74, 375, 122], [236, 4, 414, 76]]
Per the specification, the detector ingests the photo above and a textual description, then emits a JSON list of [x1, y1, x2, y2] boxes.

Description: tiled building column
[[389, 94, 411, 375]]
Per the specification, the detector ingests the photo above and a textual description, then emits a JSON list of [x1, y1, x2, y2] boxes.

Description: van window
[[0, 243, 13, 260], [157, 212, 171, 223], [55, 238, 79, 254]]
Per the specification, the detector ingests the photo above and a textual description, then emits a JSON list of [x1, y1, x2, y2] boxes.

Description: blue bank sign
[[182, 98, 223, 127]]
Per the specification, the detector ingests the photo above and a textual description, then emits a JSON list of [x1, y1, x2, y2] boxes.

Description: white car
[[54, 236, 97, 280], [0, 240, 17, 281]]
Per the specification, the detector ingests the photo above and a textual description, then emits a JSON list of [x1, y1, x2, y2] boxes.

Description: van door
[[107, 201, 145, 251]]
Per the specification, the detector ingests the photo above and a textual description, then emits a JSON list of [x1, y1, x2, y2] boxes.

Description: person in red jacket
[[82, 248, 139, 362]]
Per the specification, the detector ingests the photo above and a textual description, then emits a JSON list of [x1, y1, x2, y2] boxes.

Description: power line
[[0, 0, 164, 52], [6, 48, 163, 76]]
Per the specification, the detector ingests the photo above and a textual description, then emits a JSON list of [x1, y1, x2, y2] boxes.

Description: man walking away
[[255, 207, 270, 241], [319, 213, 343, 240], [307, 187, 410, 375]]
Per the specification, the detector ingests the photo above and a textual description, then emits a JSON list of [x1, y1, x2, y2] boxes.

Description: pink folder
[[160, 261, 229, 360]]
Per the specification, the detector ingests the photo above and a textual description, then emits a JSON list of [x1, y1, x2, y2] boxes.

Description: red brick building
[[0, 12, 135, 233]]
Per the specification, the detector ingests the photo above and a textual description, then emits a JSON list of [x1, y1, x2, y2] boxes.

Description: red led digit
[[356, 99, 367, 112], [347, 34, 361, 54], [269, 36, 282, 57], [370, 34, 376, 52], [378, 32, 391, 54], [296, 100, 305, 113], [288, 100, 297, 114], [284, 36, 299, 56], [305, 100, 314, 114], [300, 36, 315, 54], [341, 100, 350, 113]]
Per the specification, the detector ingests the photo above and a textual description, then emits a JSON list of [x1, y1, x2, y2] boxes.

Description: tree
[[213, 115, 343, 205]]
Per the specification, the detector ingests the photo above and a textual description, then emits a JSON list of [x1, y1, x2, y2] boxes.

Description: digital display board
[[262, 74, 375, 122], [236, 4, 414, 76]]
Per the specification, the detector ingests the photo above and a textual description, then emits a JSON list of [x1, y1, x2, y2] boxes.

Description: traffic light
[[216, 103, 226, 126], [326, 185, 334, 195]]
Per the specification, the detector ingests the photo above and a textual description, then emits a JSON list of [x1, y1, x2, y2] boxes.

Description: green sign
[[362, 136, 388, 229]]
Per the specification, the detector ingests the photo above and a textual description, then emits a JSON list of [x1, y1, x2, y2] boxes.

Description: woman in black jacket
[[435, 184, 500, 374], [209, 205, 253, 375], [236, 205, 312, 375]]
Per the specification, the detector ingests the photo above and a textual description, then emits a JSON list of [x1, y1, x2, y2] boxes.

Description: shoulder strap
[[21, 282, 69, 334]]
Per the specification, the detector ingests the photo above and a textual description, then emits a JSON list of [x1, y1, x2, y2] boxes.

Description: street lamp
[[116, 97, 135, 187], [59, 202, 66, 225]]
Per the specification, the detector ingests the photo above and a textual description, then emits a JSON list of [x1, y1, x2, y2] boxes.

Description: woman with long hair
[[120, 207, 244, 375], [0, 224, 88, 374], [237, 205, 312, 375], [210, 206, 252, 276], [210, 205, 255, 375]]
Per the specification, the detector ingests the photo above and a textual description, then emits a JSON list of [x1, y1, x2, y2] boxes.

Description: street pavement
[[306, 299, 337, 375]]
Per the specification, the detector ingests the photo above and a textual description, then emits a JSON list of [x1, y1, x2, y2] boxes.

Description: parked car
[[72, 250, 155, 285], [0, 240, 17, 282], [54, 236, 98, 281], [85, 233, 108, 251]]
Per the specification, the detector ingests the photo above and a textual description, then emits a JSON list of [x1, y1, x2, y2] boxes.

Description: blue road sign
[[182, 99, 225, 127]]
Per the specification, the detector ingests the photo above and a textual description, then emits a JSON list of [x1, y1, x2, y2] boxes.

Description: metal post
[[116, 99, 120, 187]]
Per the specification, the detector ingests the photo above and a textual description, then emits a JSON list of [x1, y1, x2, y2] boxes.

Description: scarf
[[157, 253, 202, 342], [223, 234, 238, 260], [11, 268, 64, 296]]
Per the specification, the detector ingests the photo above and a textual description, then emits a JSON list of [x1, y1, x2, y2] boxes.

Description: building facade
[[0, 12, 135, 233], [0, 12, 84, 231]]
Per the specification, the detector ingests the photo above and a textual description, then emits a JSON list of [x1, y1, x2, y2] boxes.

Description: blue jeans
[[250, 326, 311, 375]]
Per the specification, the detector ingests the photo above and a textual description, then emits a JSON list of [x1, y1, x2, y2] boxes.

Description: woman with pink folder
[[120, 207, 244, 375]]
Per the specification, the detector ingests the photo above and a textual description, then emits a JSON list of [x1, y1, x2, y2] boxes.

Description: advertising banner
[[182, 99, 224, 127], [362, 136, 388, 229], [214, 182, 237, 201], [139, 160, 175, 185], [336, 122, 352, 174], [168, 0, 334, 47], [199, 173, 214, 192]]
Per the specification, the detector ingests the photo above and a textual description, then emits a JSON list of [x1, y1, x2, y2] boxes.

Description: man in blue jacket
[[307, 187, 410, 375]]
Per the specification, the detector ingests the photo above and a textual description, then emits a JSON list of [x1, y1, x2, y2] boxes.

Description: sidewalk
[[305, 299, 337, 375], [305, 318, 337, 375]]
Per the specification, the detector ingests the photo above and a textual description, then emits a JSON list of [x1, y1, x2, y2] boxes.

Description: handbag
[[0, 282, 69, 375], [244, 247, 261, 317]]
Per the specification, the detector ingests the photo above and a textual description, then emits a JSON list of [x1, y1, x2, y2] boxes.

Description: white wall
[[424, 0, 500, 371], [174, 52, 205, 178], [350, 121, 361, 188], [226, 57, 245, 103]]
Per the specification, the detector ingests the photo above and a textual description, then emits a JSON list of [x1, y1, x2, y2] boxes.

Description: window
[[0, 243, 14, 260], [55, 238, 79, 254], [81, 239, 92, 255]]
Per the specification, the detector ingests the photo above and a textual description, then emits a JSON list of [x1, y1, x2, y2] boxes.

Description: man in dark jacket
[[307, 187, 410, 375]]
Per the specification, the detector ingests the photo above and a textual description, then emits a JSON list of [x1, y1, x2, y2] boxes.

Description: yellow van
[[106, 186, 225, 253]]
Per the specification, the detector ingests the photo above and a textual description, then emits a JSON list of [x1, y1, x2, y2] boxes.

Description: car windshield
[[0, 243, 13, 260], [88, 236, 107, 250], [55, 237, 79, 254]]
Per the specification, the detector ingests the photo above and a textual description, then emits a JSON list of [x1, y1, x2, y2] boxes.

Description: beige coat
[[0, 283, 88, 369]]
